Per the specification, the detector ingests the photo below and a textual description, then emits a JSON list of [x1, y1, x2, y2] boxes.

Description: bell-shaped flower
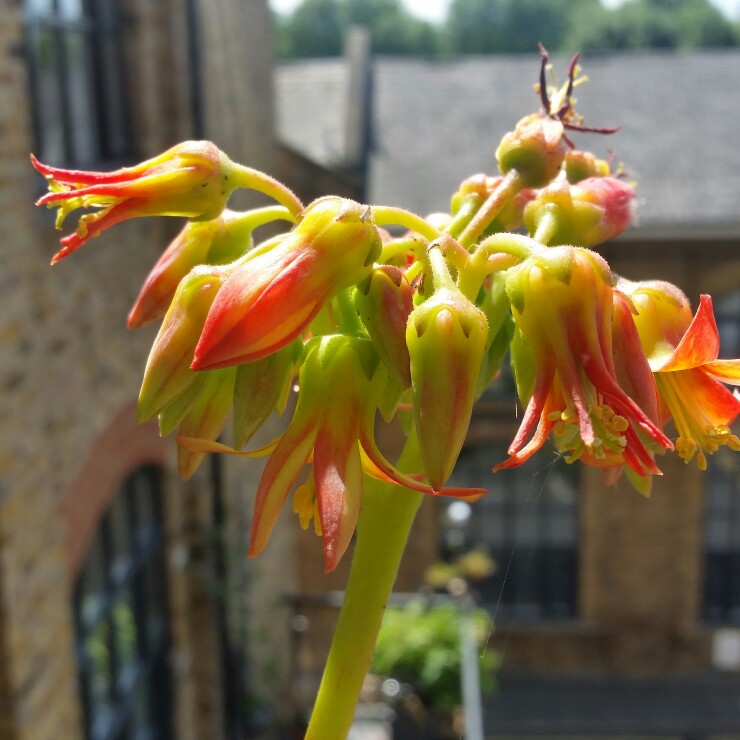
[[179, 335, 486, 571], [128, 206, 293, 328], [32, 141, 233, 263], [355, 265, 414, 387], [623, 281, 740, 470], [232, 339, 302, 450], [407, 287, 489, 491], [191, 197, 382, 370], [498, 246, 672, 479], [137, 264, 230, 422], [589, 289, 666, 494], [253, 335, 488, 571], [175, 368, 237, 479], [524, 177, 636, 247]]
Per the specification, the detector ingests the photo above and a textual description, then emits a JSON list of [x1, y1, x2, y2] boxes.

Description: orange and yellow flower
[[498, 247, 672, 480], [32, 141, 231, 263], [180, 335, 486, 572], [624, 281, 740, 469]]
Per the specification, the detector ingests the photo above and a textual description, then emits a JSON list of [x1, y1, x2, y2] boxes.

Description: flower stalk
[[305, 435, 424, 740]]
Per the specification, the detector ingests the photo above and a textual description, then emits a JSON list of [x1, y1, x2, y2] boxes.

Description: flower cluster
[[34, 49, 739, 571]]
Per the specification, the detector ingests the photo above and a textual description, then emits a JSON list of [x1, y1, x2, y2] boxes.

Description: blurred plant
[[425, 546, 497, 592], [371, 598, 497, 712]]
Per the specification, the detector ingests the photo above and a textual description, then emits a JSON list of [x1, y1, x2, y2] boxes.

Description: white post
[[459, 603, 484, 740]]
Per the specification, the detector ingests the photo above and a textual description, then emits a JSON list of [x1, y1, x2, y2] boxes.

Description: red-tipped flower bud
[[137, 265, 229, 422], [192, 197, 382, 370], [128, 207, 292, 328]]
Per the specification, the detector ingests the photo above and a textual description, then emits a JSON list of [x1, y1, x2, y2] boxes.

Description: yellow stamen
[[549, 382, 628, 464], [657, 372, 740, 469], [293, 479, 322, 536]]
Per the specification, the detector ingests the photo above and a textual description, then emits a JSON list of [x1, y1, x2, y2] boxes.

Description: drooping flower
[[137, 264, 230, 422], [622, 281, 740, 470], [179, 335, 486, 571], [498, 246, 672, 479], [32, 141, 233, 263], [232, 339, 302, 450], [128, 206, 293, 328], [475, 272, 515, 397], [175, 367, 237, 480], [191, 197, 382, 370], [407, 287, 489, 491]]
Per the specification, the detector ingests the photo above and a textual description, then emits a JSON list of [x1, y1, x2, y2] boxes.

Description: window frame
[[72, 465, 173, 740], [444, 434, 580, 623], [23, 0, 132, 167], [702, 288, 740, 625]]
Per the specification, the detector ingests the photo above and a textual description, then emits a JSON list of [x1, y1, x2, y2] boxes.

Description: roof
[[275, 51, 740, 236]]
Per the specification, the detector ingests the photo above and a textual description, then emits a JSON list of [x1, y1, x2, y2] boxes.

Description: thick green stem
[[371, 205, 441, 242], [428, 245, 456, 291], [226, 161, 304, 217], [445, 194, 484, 240], [305, 436, 424, 740], [532, 208, 560, 245], [333, 288, 365, 336]]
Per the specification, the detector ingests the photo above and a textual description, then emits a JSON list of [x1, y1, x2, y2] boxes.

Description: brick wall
[[0, 1, 291, 738]]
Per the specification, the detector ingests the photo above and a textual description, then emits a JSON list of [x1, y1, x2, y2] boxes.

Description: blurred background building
[[2, 0, 740, 738]]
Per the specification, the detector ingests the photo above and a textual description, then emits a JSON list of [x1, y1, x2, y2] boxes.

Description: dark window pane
[[113, 588, 138, 682], [25, 0, 131, 165], [65, 30, 99, 163], [84, 617, 114, 715], [73, 466, 172, 739], [446, 442, 579, 620], [109, 488, 132, 569], [98, 34, 129, 158], [30, 25, 66, 163], [702, 288, 740, 623]]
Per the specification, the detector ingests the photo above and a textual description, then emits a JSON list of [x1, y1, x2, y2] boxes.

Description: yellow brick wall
[[0, 1, 286, 738]]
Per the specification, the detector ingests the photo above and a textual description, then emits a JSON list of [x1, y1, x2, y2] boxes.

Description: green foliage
[[371, 599, 498, 710], [275, 0, 439, 58], [445, 0, 598, 55], [567, 0, 737, 52], [275, 0, 738, 59], [278, 0, 344, 58]]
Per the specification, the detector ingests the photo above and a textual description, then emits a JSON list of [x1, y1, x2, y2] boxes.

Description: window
[[703, 289, 740, 624], [24, 0, 131, 166], [445, 442, 579, 621], [73, 465, 173, 740]]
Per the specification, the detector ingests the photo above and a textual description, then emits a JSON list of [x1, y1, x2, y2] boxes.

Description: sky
[[269, 0, 740, 23]]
